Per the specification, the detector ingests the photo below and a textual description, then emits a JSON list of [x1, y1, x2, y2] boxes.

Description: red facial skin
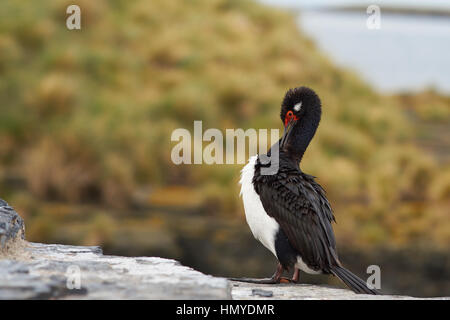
[[284, 110, 299, 127]]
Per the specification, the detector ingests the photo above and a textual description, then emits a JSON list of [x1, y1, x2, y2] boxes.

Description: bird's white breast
[[239, 155, 279, 257]]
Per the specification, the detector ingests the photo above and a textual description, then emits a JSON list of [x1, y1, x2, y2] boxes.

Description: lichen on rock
[[0, 199, 25, 254]]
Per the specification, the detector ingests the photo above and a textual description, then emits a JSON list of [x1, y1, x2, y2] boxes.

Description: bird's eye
[[287, 110, 293, 117]]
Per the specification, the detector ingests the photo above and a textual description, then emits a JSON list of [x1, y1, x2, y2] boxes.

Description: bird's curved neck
[[283, 114, 319, 165]]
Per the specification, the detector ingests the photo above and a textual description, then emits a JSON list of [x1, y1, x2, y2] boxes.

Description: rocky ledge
[[0, 242, 230, 299], [0, 200, 447, 300]]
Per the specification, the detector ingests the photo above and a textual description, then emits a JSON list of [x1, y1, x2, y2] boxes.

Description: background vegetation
[[0, 0, 448, 296]]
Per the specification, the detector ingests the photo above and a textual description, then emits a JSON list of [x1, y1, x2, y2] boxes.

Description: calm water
[[298, 11, 450, 93]]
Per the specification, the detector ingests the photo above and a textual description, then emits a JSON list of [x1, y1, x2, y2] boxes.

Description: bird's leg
[[291, 267, 300, 283], [229, 263, 285, 284], [274, 266, 299, 283]]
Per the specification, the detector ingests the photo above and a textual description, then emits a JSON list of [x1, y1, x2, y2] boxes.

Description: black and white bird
[[234, 86, 379, 295]]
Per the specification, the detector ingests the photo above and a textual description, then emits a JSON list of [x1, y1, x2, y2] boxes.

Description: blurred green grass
[[0, 0, 449, 258]]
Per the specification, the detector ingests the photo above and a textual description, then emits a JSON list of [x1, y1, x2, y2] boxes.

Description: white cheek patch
[[294, 102, 302, 112]]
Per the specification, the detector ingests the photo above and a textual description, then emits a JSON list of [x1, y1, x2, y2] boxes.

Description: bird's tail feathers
[[331, 266, 380, 295]]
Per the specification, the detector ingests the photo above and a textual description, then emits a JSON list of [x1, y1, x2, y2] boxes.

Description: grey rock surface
[[0, 242, 230, 299], [0, 200, 25, 249], [231, 281, 449, 300]]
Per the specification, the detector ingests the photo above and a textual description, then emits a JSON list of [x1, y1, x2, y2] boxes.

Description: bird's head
[[279, 86, 322, 151]]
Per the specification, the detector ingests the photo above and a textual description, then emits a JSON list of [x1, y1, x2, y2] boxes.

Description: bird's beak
[[280, 118, 297, 150]]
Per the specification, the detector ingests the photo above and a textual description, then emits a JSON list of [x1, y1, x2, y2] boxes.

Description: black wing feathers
[[254, 158, 340, 272]]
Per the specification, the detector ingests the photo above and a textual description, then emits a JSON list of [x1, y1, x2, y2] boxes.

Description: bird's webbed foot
[[229, 263, 288, 284], [228, 277, 281, 284]]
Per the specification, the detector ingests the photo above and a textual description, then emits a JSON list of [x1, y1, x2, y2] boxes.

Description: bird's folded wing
[[255, 176, 340, 271]]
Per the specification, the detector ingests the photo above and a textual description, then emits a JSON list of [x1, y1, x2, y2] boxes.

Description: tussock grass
[[0, 0, 448, 249]]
